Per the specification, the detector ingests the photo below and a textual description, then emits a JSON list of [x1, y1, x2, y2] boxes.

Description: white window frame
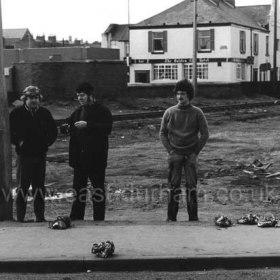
[[253, 33, 259, 56], [236, 63, 246, 80], [152, 32, 164, 53], [198, 30, 211, 52], [240, 31, 246, 54], [184, 63, 208, 80], [153, 64, 178, 80]]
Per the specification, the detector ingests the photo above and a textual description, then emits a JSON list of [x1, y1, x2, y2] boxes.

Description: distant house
[[3, 28, 35, 49], [127, 0, 279, 84], [102, 24, 129, 61]]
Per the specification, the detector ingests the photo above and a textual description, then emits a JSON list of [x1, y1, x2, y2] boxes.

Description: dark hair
[[173, 79, 194, 101], [76, 82, 95, 96]]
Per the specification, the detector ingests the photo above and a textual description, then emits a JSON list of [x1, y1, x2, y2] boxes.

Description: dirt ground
[[10, 95, 280, 224]]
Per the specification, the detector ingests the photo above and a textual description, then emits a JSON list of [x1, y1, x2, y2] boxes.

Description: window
[[148, 31, 167, 53], [135, 70, 150, 83], [184, 64, 193, 80], [253, 33, 259, 55], [266, 36, 269, 56], [184, 64, 208, 80], [125, 42, 129, 56], [197, 64, 209, 79], [240, 31, 246, 54], [153, 64, 178, 80], [198, 29, 215, 52], [236, 63, 246, 80]]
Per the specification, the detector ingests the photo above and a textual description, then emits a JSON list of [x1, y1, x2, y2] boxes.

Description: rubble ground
[[10, 95, 280, 223]]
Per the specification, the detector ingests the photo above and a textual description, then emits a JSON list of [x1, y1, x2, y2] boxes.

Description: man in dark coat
[[10, 86, 57, 222], [63, 82, 113, 221]]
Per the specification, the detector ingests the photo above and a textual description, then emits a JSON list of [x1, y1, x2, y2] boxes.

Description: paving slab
[[0, 220, 280, 272]]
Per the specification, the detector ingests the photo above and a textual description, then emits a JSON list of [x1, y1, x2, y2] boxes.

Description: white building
[[128, 0, 280, 84], [102, 24, 129, 61]]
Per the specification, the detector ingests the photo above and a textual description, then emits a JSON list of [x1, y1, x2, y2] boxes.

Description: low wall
[[127, 82, 280, 99], [12, 61, 128, 101]]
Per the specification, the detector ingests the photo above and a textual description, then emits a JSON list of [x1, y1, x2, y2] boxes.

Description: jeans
[[167, 152, 198, 221], [16, 155, 46, 221], [70, 166, 106, 221]]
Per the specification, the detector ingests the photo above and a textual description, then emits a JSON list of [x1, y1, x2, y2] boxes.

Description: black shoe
[[35, 218, 47, 223], [166, 218, 177, 222], [189, 218, 199, 221]]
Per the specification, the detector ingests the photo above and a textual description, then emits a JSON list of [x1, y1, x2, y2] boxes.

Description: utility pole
[[273, 0, 278, 89], [126, 0, 131, 83], [192, 0, 198, 97], [0, 0, 13, 220]]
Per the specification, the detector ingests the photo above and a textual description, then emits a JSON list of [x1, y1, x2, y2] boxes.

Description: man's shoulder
[[190, 104, 205, 115], [92, 102, 112, 115], [10, 105, 25, 115], [164, 105, 178, 113], [38, 106, 52, 115]]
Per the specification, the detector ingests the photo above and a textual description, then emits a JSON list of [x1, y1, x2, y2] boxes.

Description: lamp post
[[192, 0, 198, 97], [0, 0, 13, 220]]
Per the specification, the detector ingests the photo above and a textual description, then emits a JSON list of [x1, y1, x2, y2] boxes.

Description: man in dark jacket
[[10, 86, 57, 222], [63, 82, 113, 221]]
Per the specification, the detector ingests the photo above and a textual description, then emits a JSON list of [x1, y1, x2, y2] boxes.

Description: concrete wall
[[3, 47, 120, 68], [12, 61, 127, 101]]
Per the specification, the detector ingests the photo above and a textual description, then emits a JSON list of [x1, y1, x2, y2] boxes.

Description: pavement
[[1, 220, 280, 273]]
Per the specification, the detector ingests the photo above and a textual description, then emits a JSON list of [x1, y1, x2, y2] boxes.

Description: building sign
[[131, 57, 250, 64], [260, 63, 271, 71], [246, 56, 254, 65]]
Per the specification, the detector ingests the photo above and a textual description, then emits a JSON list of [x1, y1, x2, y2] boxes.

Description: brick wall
[[13, 61, 127, 101]]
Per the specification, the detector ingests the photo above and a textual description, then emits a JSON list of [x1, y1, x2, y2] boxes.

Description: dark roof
[[103, 24, 129, 41], [236, 5, 271, 28], [135, 0, 269, 31], [3, 28, 30, 39]]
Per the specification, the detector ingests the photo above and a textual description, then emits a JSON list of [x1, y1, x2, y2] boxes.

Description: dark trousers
[[16, 155, 46, 222], [167, 153, 198, 221], [70, 166, 106, 221]]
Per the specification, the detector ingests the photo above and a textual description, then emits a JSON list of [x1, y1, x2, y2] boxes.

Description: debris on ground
[[214, 215, 233, 228], [257, 215, 278, 228], [237, 214, 260, 225], [242, 159, 274, 179], [91, 241, 115, 258], [48, 216, 72, 230]]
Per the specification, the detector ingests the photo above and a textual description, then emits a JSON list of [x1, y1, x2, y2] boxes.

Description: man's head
[[76, 82, 95, 106], [173, 79, 194, 105], [21, 85, 42, 109]]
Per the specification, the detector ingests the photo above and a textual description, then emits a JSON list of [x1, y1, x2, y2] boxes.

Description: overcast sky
[[1, 0, 272, 43]]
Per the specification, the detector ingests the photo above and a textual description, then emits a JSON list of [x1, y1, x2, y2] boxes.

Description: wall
[[12, 61, 127, 101], [3, 47, 120, 68], [127, 82, 280, 99]]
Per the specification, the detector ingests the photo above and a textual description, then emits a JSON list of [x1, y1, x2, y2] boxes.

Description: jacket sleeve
[[87, 107, 113, 135], [159, 110, 173, 153], [45, 110, 58, 147], [194, 110, 209, 155]]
